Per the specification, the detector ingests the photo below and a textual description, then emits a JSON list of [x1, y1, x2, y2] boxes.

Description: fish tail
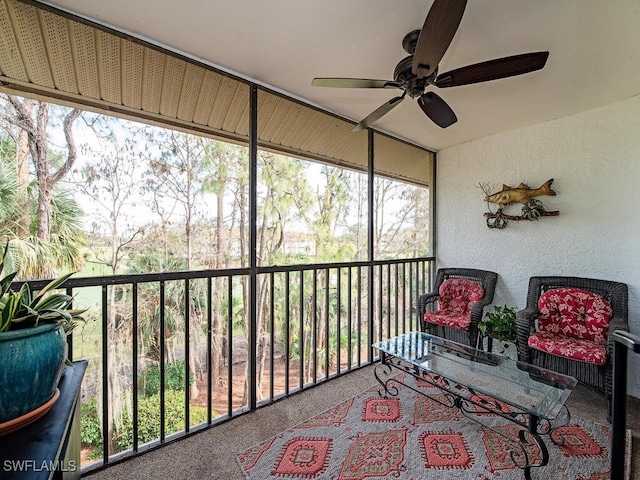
[[540, 178, 556, 196]]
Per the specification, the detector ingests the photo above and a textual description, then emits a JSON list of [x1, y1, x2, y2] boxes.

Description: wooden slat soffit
[[0, 0, 433, 186]]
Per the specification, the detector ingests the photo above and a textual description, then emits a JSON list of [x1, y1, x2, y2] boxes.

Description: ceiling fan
[[312, 0, 549, 131]]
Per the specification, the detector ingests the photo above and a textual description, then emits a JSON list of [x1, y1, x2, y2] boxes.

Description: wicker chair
[[418, 268, 498, 348], [516, 276, 629, 413]]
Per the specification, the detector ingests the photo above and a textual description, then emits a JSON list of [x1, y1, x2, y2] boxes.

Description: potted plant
[[478, 305, 517, 355], [0, 242, 85, 432]]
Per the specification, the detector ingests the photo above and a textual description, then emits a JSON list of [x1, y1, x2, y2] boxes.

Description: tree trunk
[[183, 187, 199, 400], [15, 120, 31, 237], [32, 102, 51, 242], [106, 285, 123, 454], [238, 181, 250, 405], [188, 339, 199, 400], [210, 184, 226, 388], [255, 275, 271, 401], [211, 278, 222, 389], [316, 270, 327, 378], [304, 298, 315, 384]]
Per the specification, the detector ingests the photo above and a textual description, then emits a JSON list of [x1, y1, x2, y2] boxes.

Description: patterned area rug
[[237, 373, 631, 479]]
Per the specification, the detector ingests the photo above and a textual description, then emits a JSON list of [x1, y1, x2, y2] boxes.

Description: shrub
[[80, 397, 103, 458], [140, 361, 194, 397], [80, 380, 210, 456], [115, 390, 208, 450]]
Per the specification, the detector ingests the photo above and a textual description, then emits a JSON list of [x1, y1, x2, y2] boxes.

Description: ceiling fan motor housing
[[393, 55, 434, 98]]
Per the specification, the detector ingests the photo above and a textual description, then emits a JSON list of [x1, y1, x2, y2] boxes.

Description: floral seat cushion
[[528, 331, 607, 365], [423, 279, 484, 331], [528, 288, 613, 365]]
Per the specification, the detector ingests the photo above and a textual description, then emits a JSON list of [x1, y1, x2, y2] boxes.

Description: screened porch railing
[[16, 257, 434, 472]]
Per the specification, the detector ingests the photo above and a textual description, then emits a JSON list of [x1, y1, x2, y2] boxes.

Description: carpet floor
[[83, 365, 640, 480], [237, 372, 630, 479]]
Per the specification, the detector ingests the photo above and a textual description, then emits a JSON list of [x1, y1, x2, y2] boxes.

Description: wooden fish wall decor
[[480, 179, 559, 229]]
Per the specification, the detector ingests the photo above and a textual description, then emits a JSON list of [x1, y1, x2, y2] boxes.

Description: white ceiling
[[43, 0, 640, 151]]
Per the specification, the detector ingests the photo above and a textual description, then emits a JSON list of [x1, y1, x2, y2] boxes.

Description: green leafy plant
[[115, 390, 208, 450], [478, 305, 517, 353], [0, 242, 86, 333], [139, 361, 194, 397], [80, 397, 104, 459]]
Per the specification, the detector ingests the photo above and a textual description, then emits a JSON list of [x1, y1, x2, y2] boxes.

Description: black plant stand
[[0, 360, 87, 479]]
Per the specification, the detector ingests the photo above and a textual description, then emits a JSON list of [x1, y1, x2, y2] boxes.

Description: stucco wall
[[436, 95, 640, 397]]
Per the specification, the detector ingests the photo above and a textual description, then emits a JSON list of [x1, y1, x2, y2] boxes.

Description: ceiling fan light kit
[[312, 0, 549, 131]]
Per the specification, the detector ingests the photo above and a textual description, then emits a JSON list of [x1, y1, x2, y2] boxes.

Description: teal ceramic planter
[[0, 323, 67, 424]]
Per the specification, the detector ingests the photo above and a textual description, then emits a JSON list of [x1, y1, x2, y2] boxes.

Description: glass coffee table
[[372, 331, 578, 479]]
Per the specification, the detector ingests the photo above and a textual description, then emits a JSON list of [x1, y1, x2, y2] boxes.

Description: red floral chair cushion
[[528, 288, 612, 365], [527, 331, 607, 365], [423, 279, 484, 331]]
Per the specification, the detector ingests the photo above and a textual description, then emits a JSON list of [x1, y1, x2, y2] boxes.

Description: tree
[[4, 96, 81, 241], [201, 140, 248, 388], [144, 130, 215, 400], [301, 165, 352, 380], [0, 95, 84, 277], [398, 184, 430, 257], [78, 134, 147, 273], [311, 165, 351, 260], [76, 129, 149, 454], [145, 130, 208, 270], [0, 137, 19, 236], [373, 177, 404, 258], [344, 172, 368, 261]]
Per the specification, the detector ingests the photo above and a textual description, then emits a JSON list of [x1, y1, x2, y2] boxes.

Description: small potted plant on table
[[478, 305, 517, 355], [0, 242, 85, 434]]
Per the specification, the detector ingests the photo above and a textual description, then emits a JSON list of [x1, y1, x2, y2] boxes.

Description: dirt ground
[[194, 358, 302, 413]]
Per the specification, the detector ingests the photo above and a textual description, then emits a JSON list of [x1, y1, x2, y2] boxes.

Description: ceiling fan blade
[[352, 94, 406, 131], [412, 0, 467, 79], [312, 78, 400, 89], [417, 92, 457, 128], [435, 51, 550, 88]]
